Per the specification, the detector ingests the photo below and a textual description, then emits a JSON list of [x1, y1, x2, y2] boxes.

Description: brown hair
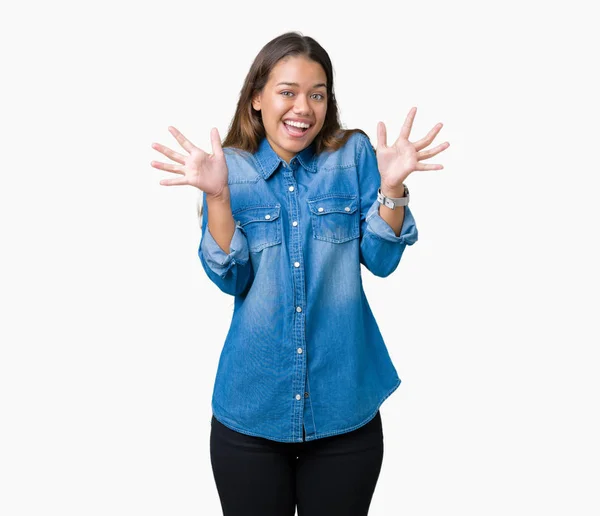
[[221, 31, 368, 154]]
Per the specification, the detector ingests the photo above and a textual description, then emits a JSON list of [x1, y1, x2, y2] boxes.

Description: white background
[[1, 0, 598, 514]]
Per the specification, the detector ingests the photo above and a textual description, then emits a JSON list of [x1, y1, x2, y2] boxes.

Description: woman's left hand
[[376, 106, 450, 194]]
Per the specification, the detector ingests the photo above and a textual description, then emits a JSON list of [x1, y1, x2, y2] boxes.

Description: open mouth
[[283, 121, 311, 138]]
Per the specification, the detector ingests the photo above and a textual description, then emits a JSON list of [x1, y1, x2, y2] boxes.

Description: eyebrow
[[275, 81, 327, 89]]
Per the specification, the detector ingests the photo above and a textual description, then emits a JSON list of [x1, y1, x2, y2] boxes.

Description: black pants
[[210, 411, 384, 516]]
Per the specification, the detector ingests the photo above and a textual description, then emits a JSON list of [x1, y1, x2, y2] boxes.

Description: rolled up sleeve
[[197, 191, 254, 295], [357, 135, 419, 277]]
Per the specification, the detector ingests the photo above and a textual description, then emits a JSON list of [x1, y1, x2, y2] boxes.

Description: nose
[[293, 94, 311, 115]]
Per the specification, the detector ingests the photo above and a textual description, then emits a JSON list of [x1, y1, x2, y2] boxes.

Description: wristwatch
[[377, 184, 409, 209]]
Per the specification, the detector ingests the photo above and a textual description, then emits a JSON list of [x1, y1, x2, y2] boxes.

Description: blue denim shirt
[[198, 131, 418, 443]]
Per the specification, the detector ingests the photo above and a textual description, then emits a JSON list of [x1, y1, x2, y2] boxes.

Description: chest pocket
[[233, 204, 282, 252], [307, 194, 359, 243]]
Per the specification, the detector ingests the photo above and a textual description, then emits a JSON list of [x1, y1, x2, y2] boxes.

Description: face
[[252, 55, 328, 163]]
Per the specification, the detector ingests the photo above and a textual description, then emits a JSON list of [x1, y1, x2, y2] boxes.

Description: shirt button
[[296, 306, 302, 313], [297, 347, 303, 354], [345, 207, 350, 212], [318, 207, 324, 212], [304, 392, 309, 398], [294, 261, 300, 268], [295, 394, 301, 400], [265, 214, 271, 220], [292, 221, 298, 227], [288, 186, 295, 192]]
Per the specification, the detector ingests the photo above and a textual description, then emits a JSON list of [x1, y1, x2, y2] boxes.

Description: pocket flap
[[233, 204, 281, 227], [307, 195, 358, 215]]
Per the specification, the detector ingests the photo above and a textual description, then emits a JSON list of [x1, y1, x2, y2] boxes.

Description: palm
[[181, 147, 227, 193], [376, 140, 418, 190], [150, 126, 228, 197]]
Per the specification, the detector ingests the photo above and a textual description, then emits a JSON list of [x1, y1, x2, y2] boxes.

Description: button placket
[[285, 170, 307, 442], [284, 167, 307, 441]]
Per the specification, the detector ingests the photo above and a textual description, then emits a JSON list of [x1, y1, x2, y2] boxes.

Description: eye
[[280, 91, 325, 100]]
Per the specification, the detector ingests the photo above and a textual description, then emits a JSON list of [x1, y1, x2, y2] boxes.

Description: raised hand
[[150, 126, 228, 197], [376, 107, 450, 193]]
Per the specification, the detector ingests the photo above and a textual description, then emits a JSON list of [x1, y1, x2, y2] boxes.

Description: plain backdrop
[[1, 0, 598, 515]]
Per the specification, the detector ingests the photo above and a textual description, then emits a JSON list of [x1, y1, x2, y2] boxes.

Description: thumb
[[210, 127, 224, 158], [377, 121, 387, 149]]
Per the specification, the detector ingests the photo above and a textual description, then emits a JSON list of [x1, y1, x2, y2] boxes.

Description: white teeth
[[284, 120, 310, 129]]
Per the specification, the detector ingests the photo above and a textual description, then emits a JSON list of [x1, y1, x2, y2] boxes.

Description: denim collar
[[254, 136, 317, 180]]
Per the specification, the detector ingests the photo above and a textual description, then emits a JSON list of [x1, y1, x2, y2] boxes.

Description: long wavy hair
[[221, 31, 368, 154]]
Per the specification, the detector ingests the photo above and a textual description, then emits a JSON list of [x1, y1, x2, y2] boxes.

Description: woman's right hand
[[150, 126, 228, 197]]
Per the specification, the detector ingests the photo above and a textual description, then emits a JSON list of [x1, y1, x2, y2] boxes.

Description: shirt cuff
[[200, 224, 249, 277], [364, 199, 418, 245]]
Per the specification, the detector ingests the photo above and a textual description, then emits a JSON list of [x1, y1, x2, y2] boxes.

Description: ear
[[251, 93, 261, 111]]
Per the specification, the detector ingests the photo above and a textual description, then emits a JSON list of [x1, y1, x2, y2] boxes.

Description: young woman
[[151, 31, 449, 516]]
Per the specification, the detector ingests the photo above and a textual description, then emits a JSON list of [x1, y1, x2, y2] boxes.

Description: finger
[[150, 160, 184, 175], [398, 106, 417, 142], [415, 163, 444, 171], [210, 127, 224, 158], [417, 141, 450, 160], [376, 121, 387, 148], [413, 123, 444, 151], [168, 126, 196, 153], [151, 142, 186, 165], [159, 177, 190, 186]]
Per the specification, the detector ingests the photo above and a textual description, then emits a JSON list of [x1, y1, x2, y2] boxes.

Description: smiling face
[[252, 55, 328, 163]]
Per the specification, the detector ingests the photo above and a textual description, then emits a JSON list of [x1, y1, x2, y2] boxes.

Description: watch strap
[[377, 184, 409, 209]]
